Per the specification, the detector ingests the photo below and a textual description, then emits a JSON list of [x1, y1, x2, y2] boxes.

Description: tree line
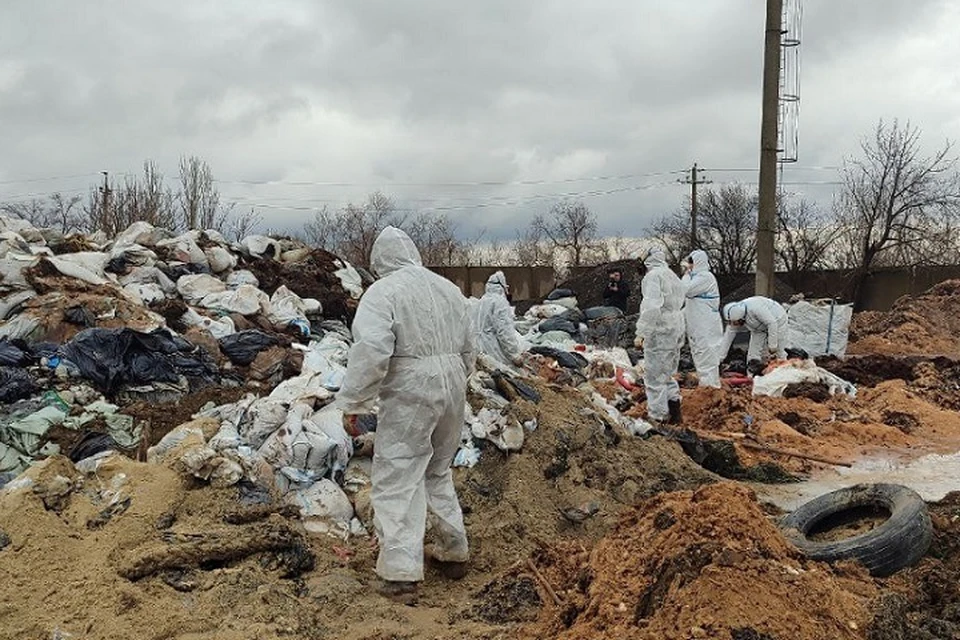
[[3, 119, 959, 301]]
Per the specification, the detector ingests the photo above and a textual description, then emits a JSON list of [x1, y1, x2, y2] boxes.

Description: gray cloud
[[1, 0, 958, 242]]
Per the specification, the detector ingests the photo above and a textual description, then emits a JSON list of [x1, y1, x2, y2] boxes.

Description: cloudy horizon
[[2, 0, 959, 241]]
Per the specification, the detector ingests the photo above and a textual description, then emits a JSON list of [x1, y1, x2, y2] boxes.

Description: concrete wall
[[433, 264, 960, 311]]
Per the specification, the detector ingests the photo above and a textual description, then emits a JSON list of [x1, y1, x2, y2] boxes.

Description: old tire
[[779, 483, 932, 577]]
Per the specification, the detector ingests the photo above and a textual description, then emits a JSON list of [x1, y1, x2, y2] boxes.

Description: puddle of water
[[754, 451, 960, 512]]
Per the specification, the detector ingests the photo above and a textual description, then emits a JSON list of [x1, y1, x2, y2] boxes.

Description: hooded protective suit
[[682, 250, 723, 388], [336, 226, 473, 583], [475, 271, 523, 368], [718, 295, 788, 363], [635, 248, 685, 423]]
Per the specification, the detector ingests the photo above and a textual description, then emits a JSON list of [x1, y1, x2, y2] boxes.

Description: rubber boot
[[667, 398, 682, 425], [378, 580, 419, 605]]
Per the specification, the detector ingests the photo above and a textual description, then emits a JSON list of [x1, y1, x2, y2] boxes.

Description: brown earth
[[519, 482, 876, 640], [560, 259, 643, 313], [848, 280, 960, 357], [243, 249, 357, 322], [122, 385, 252, 450]]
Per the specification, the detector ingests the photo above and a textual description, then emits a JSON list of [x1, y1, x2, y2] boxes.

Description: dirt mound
[[122, 385, 251, 450], [244, 249, 357, 321], [868, 491, 960, 639], [560, 259, 643, 312], [522, 482, 875, 640], [849, 280, 960, 356], [724, 276, 796, 305], [456, 380, 717, 577]]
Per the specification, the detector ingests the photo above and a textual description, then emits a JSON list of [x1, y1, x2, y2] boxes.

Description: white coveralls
[[635, 248, 686, 423], [475, 271, 523, 369], [719, 296, 789, 363], [682, 250, 723, 388], [336, 226, 473, 583]]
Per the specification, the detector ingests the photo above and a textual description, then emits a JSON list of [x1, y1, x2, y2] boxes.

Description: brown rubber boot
[[378, 580, 419, 605]]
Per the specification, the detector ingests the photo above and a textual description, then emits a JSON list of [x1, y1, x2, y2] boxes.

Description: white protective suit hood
[[688, 250, 710, 274], [370, 226, 422, 277], [644, 247, 668, 270], [485, 270, 508, 296]]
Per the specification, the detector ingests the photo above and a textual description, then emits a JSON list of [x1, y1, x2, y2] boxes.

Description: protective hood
[[644, 246, 667, 269], [688, 249, 711, 274], [723, 302, 747, 322], [485, 270, 508, 295], [370, 226, 422, 277]]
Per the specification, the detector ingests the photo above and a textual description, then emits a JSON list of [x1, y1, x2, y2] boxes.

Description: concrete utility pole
[[755, 0, 783, 298], [679, 163, 712, 251], [99, 171, 111, 219]]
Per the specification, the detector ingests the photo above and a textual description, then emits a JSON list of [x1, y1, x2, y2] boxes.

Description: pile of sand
[[522, 483, 876, 640], [849, 280, 960, 357]]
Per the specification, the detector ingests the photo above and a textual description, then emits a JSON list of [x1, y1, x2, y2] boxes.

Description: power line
[[703, 165, 840, 172], [0, 172, 100, 186]]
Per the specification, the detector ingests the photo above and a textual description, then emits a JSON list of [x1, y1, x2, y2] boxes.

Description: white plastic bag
[[752, 360, 857, 398], [240, 399, 289, 449], [285, 479, 355, 536], [304, 404, 353, 475], [226, 270, 260, 288], [181, 308, 236, 339], [257, 403, 312, 467], [46, 253, 110, 286], [240, 235, 281, 259], [204, 246, 238, 273], [268, 372, 334, 405], [199, 284, 268, 316], [176, 273, 226, 301], [157, 234, 208, 266], [266, 285, 320, 331], [334, 261, 364, 299]]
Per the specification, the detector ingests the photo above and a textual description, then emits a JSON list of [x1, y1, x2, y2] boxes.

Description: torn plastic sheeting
[[469, 407, 524, 452], [119, 266, 176, 293], [240, 235, 281, 259], [59, 327, 218, 394], [786, 299, 853, 358], [176, 273, 226, 302], [199, 284, 268, 316], [63, 400, 141, 449], [112, 221, 171, 249], [549, 296, 579, 310], [204, 246, 237, 273], [0, 406, 67, 459], [123, 283, 166, 305], [218, 330, 279, 366], [752, 361, 857, 398], [303, 404, 354, 476], [0, 338, 28, 366], [333, 261, 364, 299], [0, 367, 38, 404], [538, 317, 579, 335], [266, 285, 321, 331], [156, 234, 208, 266], [226, 270, 260, 289], [0, 258, 35, 290], [0, 290, 37, 321], [299, 341, 347, 390], [267, 371, 335, 405], [0, 315, 42, 342], [182, 308, 236, 339], [45, 253, 110, 286], [109, 244, 157, 268], [0, 232, 32, 259], [526, 303, 570, 319], [240, 399, 289, 449], [0, 442, 27, 474], [258, 403, 313, 468]]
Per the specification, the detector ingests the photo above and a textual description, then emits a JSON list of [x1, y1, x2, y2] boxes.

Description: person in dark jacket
[[603, 268, 630, 312]]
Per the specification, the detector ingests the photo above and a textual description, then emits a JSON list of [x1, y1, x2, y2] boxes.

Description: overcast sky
[[2, 0, 959, 241]]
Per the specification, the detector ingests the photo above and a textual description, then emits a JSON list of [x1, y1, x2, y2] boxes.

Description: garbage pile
[[0, 215, 363, 480]]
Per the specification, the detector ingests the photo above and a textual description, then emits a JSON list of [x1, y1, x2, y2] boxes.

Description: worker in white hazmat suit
[[719, 296, 789, 364], [336, 226, 473, 603], [633, 247, 686, 425], [681, 250, 723, 388], [474, 271, 524, 369]]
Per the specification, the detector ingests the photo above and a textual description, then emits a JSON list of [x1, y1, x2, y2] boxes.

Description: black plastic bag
[[545, 288, 575, 301], [59, 327, 218, 393], [105, 256, 130, 275], [538, 317, 578, 335], [219, 330, 280, 366], [0, 367, 37, 403], [69, 431, 121, 462], [583, 306, 624, 321], [529, 346, 587, 370], [64, 305, 96, 327], [27, 342, 59, 361], [0, 339, 28, 366]]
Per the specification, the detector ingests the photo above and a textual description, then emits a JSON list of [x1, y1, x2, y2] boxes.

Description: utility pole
[[755, 0, 784, 298], [678, 163, 711, 251], [98, 171, 111, 224]]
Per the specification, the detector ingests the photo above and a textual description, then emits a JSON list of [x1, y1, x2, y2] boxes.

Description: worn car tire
[[779, 483, 932, 577]]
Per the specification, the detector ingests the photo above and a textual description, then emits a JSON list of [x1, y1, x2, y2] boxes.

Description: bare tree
[[227, 208, 263, 242], [836, 120, 960, 304], [404, 212, 465, 266], [775, 196, 842, 286], [303, 192, 404, 267], [648, 184, 757, 274], [529, 199, 604, 267], [81, 162, 177, 237], [1, 193, 83, 234], [514, 224, 552, 267], [179, 156, 226, 231]]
